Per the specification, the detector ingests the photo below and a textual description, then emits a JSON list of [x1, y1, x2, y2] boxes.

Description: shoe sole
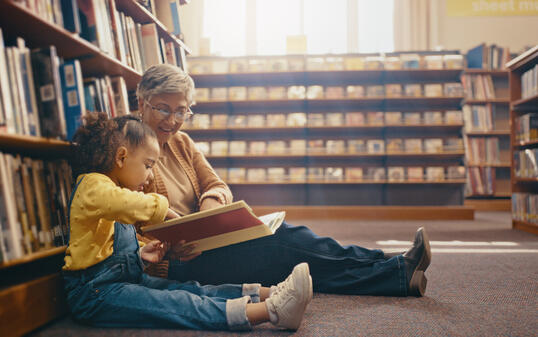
[[416, 227, 432, 272], [409, 270, 427, 297]]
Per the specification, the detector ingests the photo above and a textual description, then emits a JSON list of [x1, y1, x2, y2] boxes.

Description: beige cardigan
[[139, 131, 233, 277]]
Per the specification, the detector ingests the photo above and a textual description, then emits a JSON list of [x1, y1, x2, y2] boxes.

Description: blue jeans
[[63, 222, 260, 330], [169, 222, 409, 296]]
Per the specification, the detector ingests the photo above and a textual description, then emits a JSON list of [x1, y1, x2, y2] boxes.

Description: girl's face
[[139, 92, 191, 146], [116, 136, 160, 192]]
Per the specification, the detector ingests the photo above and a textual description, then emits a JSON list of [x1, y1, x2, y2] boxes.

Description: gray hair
[[136, 64, 195, 104]]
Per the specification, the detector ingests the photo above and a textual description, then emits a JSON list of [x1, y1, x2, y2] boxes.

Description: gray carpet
[[30, 212, 538, 337]]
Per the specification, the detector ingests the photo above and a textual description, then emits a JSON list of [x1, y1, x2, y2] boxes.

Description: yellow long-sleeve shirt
[[63, 173, 169, 271]]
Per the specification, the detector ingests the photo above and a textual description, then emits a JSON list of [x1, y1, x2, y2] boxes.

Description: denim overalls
[[62, 177, 260, 330]]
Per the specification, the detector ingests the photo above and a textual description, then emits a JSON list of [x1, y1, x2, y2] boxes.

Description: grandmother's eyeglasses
[[144, 100, 193, 122]]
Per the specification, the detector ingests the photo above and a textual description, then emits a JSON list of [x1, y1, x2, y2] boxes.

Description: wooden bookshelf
[[0, 0, 192, 334], [189, 54, 468, 210], [507, 45, 538, 234], [461, 68, 511, 207]]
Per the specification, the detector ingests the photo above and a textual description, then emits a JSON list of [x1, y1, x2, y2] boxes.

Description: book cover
[[30, 46, 67, 139], [60, 60, 86, 140], [141, 200, 285, 253]]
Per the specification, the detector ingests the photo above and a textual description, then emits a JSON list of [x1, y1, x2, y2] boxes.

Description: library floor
[[31, 212, 537, 337]]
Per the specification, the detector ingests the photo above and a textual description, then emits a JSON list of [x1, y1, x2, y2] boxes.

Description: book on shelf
[[195, 141, 210, 156], [444, 83, 464, 97], [210, 140, 228, 156], [367, 139, 385, 153], [512, 193, 538, 224], [289, 139, 306, 154], [366, 167, 386, 181], [228, 87, 247, 101], [247, 114, 265, 128], [443, 54, 464, 69], [110, 76, 130, 116], [346, 112, 365, 125], [192, 114, 210, 129], [348, 139, 366, 153], [287, 112, 306, 127], [307, 167, 325, 181], [404, 84, 422, 97], [424, 55, 444, 69], [466, 167, 494, 195], [59, 59, 86, 140], [404, 112, 422, 125], [326, 140, 346, 154], [228, 141, 247, 156], [423, 111, 443, 124], [229, 115, 246, 128], [248, 87, 267, 100], [267, 58, 288, 72], [404, 138, 423, 153], [514, 149, 538, 178], [153, 0, 182, 36], [426, 167, 445, 181], [325, 167, 344, 181], [521, 64, 538, 99], [267, 167, 286, 182], [401, 54, 421, 69], [289, 167, 306, 182], [346, 85, 365, 98], [386, 138, 403, 153], [385, 111, 402, 125], [306, 85, 324, 99], [515, 113, 538, 143], [424, 138, 443, 153], [140, 23, 163, 70], [307, 139, 325, 154], [447, 166, 466, 180], [326, 56, 344, 71], [195, 88, 210, 102], [249, 141, 266, 155], [345, 167, 363, 181], [31, 46, 67, 139], [266, 141, 287, 155], [248, 59, 267, 72], [424, 84, 443, 97], [266, 113, 287, 127], [445, 110, 463, 124], [247, 168, 266, 182], [229, 59, 248, 73], [384, 56, 402, 69], [325, 86, 345, 99], [365, 56, 384, 69], [228, 168, 246, 182], [388, 167, 405, 182], [326, 112, 344, 126], [307, 113, 325, 127], [344, 56, 365, 70], [211, 87, 228, 101], [385, 84, 403, 97], [140, 200, 286, 253], [213, 168, 228, 181], [407, 167, 424, 181], [268, 86, 287, 100], [366, 85, 384, 97], [211, 114, 228, 128], [466, 43, 511, 70], [366, 111, 384, 125]]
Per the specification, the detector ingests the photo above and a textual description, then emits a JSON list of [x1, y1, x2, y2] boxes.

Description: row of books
[[214, 166, 466, 183], [462, 104, 497, 132], [466, 166, 496, 196], [466, 44, 512, 70], [0, 153, 72, 263], [512, 193, 538, 224], [196, 138, 464, 156], [521, 64, 538, 100], [461, 74, 497, 100], [0, 31, 130, 139], [185, 110, 464, 129], [188, 53, 464, 74], [195, 83, 464, 102], [514, 113, 538, 143], [15, 0, 184, 72], [514, 149, 538, 179], [464, 137, 501, 165]]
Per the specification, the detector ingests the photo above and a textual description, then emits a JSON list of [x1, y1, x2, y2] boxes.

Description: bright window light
[[304, 0, 347, 54], [256, 0, 302, 55], [358, 0, 394, 53], [202, 0, 246, 56]]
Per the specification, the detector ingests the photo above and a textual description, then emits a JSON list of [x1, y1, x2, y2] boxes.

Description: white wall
[[434, 0, 538, 54]]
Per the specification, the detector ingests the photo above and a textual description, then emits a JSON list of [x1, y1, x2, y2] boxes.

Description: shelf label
[[447, 0, 538, 16]]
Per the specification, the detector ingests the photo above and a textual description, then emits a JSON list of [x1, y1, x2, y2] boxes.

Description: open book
[[140, 200, 285, 253]]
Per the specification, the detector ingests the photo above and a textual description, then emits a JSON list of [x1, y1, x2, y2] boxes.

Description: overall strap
[[66, 175, 85, 244]]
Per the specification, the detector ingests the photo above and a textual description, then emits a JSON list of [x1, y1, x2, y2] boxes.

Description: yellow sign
[[447, 0, 538, 16]]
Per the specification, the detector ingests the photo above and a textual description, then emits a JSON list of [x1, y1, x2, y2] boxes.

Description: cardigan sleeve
[[185, 134, 233, 206]]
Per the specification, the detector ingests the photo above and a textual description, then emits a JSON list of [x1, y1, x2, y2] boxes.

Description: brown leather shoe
[[403, 227, 432, 296]]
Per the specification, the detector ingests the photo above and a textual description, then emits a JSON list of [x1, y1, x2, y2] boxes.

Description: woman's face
[[139, 92, 190, 146]]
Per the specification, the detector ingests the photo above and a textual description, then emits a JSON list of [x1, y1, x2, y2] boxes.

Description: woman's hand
[[168, 240, 201, 262], [140, 240, 169, 263], [166, 208, 181, 220], [200, 197, 222, 211]]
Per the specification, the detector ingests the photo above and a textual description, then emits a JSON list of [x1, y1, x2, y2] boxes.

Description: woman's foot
[[403, 227, 431, 296], [265, 263, 312, 330]]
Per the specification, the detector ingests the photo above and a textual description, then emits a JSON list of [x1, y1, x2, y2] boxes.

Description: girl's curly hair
[[70, 112, 157, 179]]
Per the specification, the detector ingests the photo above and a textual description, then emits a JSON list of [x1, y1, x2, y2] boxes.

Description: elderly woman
[[138, 64, 431, 297]]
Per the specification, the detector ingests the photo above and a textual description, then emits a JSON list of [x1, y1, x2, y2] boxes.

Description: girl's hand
[[169, 240, 201, 262], [141, 240, 169, 263], [200, 197, 222, 211], [166, 208, 181, 220]]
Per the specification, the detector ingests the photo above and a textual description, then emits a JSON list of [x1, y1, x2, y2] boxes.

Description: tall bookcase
[[507, 46, 538, 235], [461, 69, 511, 211], [0, 1, 190, 336], [186, 53, 474, 219]]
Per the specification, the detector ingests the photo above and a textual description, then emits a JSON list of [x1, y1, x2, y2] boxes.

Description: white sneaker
[[266, 263, 312, 330]]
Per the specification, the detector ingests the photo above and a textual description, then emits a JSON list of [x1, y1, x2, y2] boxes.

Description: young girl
[[62, 112, 312, 331]]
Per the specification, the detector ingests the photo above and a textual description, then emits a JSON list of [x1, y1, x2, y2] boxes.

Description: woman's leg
[[169, 222, 408, 296]]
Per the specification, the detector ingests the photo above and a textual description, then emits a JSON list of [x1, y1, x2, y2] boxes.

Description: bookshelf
[[0, 1, 191, 336], [507, 46, 538, 235], [461, 69, 511, 210], [186, 53, 471, 214]]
